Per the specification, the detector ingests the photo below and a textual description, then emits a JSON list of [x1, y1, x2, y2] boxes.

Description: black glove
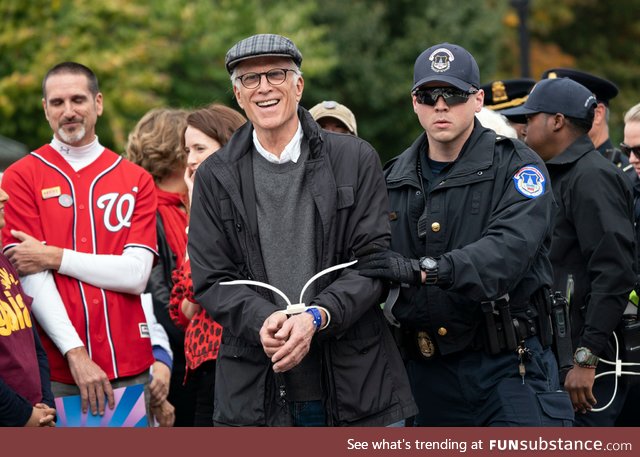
[[355, 248, 422, 285]]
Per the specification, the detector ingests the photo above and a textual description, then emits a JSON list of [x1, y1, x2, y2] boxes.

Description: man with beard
[[1, 62, 160, 421]]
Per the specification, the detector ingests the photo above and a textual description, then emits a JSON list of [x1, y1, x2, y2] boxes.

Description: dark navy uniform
[[616, 173, 640, 426], [385, 119, 574, 426], [546, 135, 636, 426], [597, 138, 636, 184]]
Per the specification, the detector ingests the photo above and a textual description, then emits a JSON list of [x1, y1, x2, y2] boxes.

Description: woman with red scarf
[[169, 105, 245, 426], [126, 108, 194, 426]]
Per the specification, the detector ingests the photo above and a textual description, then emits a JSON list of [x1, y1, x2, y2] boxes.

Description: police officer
[[621, 103, 640, 288], [510, 77, 636, 426], [481, 78, 536, 141], [622, 103, 640, 278], [615, 102, 640, 426], [541, 68, 631, 173], [356, 43, 574, 426]]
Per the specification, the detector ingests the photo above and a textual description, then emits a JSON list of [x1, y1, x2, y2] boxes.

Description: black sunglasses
[[620, 142, 640, 158], [414, 87, 478, 107]]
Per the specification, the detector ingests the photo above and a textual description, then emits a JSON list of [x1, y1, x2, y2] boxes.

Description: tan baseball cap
[[309, 101, 358, 136]]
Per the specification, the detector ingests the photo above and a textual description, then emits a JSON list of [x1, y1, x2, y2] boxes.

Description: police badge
[[429, 48, 455, 73], [417, 331, 436, 358]]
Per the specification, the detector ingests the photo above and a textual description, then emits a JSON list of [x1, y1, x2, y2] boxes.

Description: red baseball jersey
[[2, 144, 157, 383]]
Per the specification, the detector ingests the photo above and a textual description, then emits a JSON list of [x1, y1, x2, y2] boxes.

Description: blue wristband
[[305, 307, 322, 332]]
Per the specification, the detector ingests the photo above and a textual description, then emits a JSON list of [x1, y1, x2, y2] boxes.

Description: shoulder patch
[[513, 166, 546, 199]]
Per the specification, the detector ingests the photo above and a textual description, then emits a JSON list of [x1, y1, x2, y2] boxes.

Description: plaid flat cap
[[225, 34, 303, 74]]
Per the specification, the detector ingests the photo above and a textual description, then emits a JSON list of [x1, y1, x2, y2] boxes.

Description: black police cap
[[541, 68, 618, 105], [481, 78, 536, 111], [500, 78, 597, 121]]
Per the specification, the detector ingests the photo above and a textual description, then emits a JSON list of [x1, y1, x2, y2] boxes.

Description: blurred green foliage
[[2, 0, 640, 161]]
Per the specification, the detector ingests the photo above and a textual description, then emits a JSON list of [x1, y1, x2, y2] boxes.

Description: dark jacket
[[147, 216, 185, 361], [385, 120, 555, 355], [189, 107, 417, 426], [598, 138, 628, 168], [146, 215, 196, 426], [546, 135, 636, 356], [633, 175, 640, 270]]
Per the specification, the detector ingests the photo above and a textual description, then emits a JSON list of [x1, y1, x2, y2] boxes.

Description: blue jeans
[[289, 400, 326, 426]]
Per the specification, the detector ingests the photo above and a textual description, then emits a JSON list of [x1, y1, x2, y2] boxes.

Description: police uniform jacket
[[188, 106, 417, 426], [598, 138, 629, 169], [633, 176, 640, 270], [385, 120, 555, 355], [546, 135, 636, 356]]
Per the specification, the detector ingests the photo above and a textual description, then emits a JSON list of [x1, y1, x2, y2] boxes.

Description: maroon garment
[[0, 254, 42, 405]]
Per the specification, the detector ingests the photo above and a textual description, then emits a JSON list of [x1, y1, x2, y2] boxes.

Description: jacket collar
[[386, 119, 495, 184], [213, 105, 323, 165], [546, 135, 593, 166], [596, 138, 614, 155]]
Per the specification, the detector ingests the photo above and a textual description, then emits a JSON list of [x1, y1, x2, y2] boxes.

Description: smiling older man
[[188, 34, 416, 427]]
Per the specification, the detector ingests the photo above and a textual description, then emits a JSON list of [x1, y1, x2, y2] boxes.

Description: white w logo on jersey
[[97, 193, 135, 232]]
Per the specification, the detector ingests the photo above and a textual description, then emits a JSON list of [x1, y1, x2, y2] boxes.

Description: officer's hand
[[355, 247, 421, 285], [564, 366, 597, 414]]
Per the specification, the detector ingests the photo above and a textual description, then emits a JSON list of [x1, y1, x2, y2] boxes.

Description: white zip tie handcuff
[[220, 260, 357, 326], [591, 331, 640, 412]]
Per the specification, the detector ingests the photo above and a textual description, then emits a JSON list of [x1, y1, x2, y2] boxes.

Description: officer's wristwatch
[[573, 347, 599, 369], [419, 257, 439, 285]]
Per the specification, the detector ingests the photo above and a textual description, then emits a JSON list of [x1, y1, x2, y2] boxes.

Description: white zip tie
[[221, 260, 358, 315], [591, 331, 640, 412]]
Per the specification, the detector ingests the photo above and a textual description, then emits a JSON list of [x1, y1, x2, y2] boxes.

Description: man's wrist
[[573, 346, 599, 368], [418, 257, 438, 285], [305, 307, 322, 332], [308, 305, 330, 331], [50, 246, 64, 270], [64, 345, 87, 360]]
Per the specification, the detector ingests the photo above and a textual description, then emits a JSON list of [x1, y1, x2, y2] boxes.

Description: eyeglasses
[[620, 142, 640, 158], [414, 87, 478, 107], [236, 68, 297, 89]]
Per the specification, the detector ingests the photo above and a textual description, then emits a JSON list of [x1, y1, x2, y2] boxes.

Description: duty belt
[[474, 315, 540, 355]]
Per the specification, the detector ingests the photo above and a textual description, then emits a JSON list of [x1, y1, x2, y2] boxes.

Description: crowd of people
[[1, 33, 640, 428]]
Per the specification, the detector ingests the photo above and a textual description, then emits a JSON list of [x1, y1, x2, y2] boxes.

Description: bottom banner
[[3, 426, 638, 457]]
